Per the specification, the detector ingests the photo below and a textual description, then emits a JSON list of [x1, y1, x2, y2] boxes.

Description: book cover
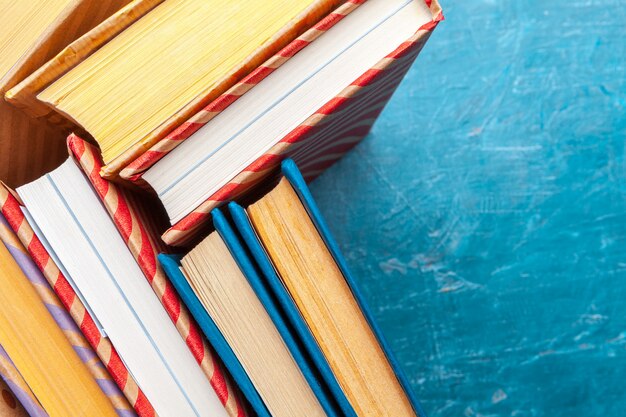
[[67, 135, 249, 417], [120, 0, 443, 247]]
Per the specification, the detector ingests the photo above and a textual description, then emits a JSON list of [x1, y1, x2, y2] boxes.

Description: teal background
[[310, 1, 626, 416]]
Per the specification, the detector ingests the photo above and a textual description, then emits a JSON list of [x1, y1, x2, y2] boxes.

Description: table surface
[[310, 1, 626, 416]]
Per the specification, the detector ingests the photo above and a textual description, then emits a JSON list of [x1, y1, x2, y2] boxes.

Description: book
[[230, 200, 357, 416], [236, 159, 426, 417], [0, 236, 118, 416], [160, 209, 344, 417], [0, 181, 155, 417], [33, 0, 343, 175], [14, 147, 239, 417], [0, 373, 30, 417], [159, 254, 269, 417], [2, 135, 249, 417], [110, 0, 442, 247], [0, 0, 132, 187], [168, 232, 329, 417], [0, 210, 133, 415]]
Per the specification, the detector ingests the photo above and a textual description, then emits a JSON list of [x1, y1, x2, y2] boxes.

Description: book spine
[[69, 135, 249, 417], [0, 184, 156, 417], [0, 345, 45, 417], [0, 213, 135, 416]]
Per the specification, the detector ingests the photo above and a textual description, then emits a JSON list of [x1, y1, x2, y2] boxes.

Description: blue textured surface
[[309, 1, 626, 416]]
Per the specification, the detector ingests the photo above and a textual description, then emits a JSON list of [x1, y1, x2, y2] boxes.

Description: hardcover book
[[236, 159, 426, 417], [162, 159, 427, 417], [18, 0, 344, 176], [0, 210, 132, 416], [0, 232, 118, 416], [0, 182, 154, 417], [67, 136, 248, 417]]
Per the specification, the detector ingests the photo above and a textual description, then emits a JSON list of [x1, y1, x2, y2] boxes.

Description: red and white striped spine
[[160, 1, 443, 247], [68, 135, 248, 417], [0, 183, 156, 417]]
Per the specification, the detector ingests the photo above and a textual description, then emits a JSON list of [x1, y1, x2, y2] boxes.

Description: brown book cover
[[0, 0, 134, 187]]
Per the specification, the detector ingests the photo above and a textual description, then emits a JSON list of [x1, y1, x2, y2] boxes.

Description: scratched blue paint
[[310, 1, 626, 416]]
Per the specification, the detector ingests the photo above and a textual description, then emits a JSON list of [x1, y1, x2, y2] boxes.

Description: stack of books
[[0, 0, 442, 416]]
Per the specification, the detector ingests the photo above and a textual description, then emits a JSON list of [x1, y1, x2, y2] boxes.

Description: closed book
[[0, 235, 119, 416], [160, 254, 268, 417], [0, 0, 133, 187], [67, 135, 248, 417], [0, 209, 133, 416], [19, 0, 344, 177], [0, 180, 154, 417], [121, 0, 443, 247], [0, 135, 249, 417], [160, 208, 343, 417]]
